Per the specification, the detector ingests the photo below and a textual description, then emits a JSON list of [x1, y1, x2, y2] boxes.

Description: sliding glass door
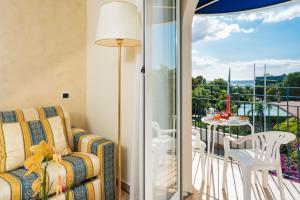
[[144, 0, 181, 199]]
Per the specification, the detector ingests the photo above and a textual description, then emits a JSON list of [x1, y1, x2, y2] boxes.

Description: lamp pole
[[117, 39, 123, 200], [94, 2, 141, 199]]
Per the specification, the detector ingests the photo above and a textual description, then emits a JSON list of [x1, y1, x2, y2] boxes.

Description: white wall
[[87, 0, 195, 193], [181, 0, 198, 195], [86, 0, 140, 185], [0, 0, 87, 128]]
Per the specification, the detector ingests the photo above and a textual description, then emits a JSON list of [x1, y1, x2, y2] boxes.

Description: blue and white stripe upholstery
[[0, 152, 100, 200], [0, 106, 115, 200], [0, 106, 73, 150], [0, 116, 70, 173], [73, 129, 116, 200], [50, 178, 101, 200]]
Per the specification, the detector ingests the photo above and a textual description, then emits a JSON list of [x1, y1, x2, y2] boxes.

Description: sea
[[231, 80, 254, 87], [207, 80, 255, 87]]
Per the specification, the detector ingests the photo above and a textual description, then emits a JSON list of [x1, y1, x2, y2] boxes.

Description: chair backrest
[[152, 121, 162, 137], [253, 131, 296, 165], [192, 128, 201, 141]]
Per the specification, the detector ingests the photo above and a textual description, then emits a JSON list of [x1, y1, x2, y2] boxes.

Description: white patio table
[[201, 117, 254, 189]]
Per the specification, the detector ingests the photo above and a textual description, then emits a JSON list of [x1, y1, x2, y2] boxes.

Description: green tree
[[192, 75, 206, 89], [281, 72, 300, 99], [231, 86, 252, 105], [285, 72, 300, 87], [209, 78, 227, 89], [267, 85, 281, 102], [192, 86, 210, 110], [215, 90, 227, 111], [252, 101, 264, 116], [273, 117, 299, 161], [273, 117, 299, 134]]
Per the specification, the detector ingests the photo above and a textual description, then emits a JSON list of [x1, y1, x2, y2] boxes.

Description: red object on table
[[226, 95, 231, 114], [220, 112, 230, 120], [214, 114, 221, 120]]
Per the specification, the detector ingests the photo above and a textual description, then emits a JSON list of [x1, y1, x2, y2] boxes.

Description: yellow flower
[[56, 175, 66, 196], [24, 153, 44, 176], [52, 153, 62, 165], [30, 140, 55, 158], [32, 178, 42, 197]]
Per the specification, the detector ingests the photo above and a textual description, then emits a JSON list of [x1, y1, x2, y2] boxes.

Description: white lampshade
[[95, 1, 141, 47]]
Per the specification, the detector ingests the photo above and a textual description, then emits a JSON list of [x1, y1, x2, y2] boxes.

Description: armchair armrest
[[160, 129, 176, 134], [224, 135, 254, 154], [72, 128, 116, 200]]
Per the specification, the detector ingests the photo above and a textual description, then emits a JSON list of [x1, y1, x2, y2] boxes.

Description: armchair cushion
[[72, 128, 116, 200], [50, 178, 101, 200], [0, 116, 70, 173], [0, 152, 100, 200], [55, 152, 100, 187], [0, 106, 73, 151]]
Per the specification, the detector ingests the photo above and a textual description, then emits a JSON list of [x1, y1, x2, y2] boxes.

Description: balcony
[[192, 152, 300, 199], [191, 84, 300, 199]]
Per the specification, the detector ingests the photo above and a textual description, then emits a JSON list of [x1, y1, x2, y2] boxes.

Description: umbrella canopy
[[195, 0, 294, 15]]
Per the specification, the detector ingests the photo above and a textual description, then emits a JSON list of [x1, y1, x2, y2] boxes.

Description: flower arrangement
[[268, 141, 300, 182], [24, 141, 70, 199]]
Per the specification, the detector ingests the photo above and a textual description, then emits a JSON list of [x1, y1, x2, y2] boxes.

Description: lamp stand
[[117, 39, 123, 200]]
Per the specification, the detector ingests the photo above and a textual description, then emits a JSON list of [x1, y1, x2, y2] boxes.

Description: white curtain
[[130, 1, 143, 199]]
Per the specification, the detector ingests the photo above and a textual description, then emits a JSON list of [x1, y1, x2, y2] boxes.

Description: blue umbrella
[[195, 0, 295, 15]]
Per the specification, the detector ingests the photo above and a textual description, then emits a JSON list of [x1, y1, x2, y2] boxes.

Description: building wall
[[86, 0, 140, 185], [181, 0, 198, 194], [0, 0, 190, 191], [0, 0, 87, 128]]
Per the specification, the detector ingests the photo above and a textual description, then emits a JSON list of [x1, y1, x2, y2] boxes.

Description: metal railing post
[[297, 106, 300, 181], [286, 87, 291, 177], [253, 64, 256, 133]]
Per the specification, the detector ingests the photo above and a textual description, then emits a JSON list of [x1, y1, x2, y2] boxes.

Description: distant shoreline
[[207, 80, 254, 86], [231, 80, 254, 86]]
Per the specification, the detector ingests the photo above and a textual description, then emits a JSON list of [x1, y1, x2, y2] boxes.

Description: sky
[[152, 22, 176, 70], [192, 1, 300, 81]]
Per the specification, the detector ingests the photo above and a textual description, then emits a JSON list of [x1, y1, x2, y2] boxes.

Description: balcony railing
[[192, 84, 300, 182]]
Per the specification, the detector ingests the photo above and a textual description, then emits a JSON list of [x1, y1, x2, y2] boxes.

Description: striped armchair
[[0, 106, 116, 200], [72, 128, 116, 200]]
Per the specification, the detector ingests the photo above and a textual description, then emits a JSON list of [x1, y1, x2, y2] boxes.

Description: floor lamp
[[95, 1, 141, 199]]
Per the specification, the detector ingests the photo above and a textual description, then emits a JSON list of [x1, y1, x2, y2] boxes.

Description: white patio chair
[[152, 121, 176, 154], [222, 131, 295, 200], [152, 121, 176, 139], [192, 128, 206, 181], [152, 121, 177, 188]]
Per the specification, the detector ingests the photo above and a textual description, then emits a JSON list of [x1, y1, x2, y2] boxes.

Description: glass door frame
[[143, 0, 182, 199]]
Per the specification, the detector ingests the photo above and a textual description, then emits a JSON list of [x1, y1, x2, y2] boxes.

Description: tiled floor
[[120, 151, 300, 199], [192, 151, 300, 200]]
